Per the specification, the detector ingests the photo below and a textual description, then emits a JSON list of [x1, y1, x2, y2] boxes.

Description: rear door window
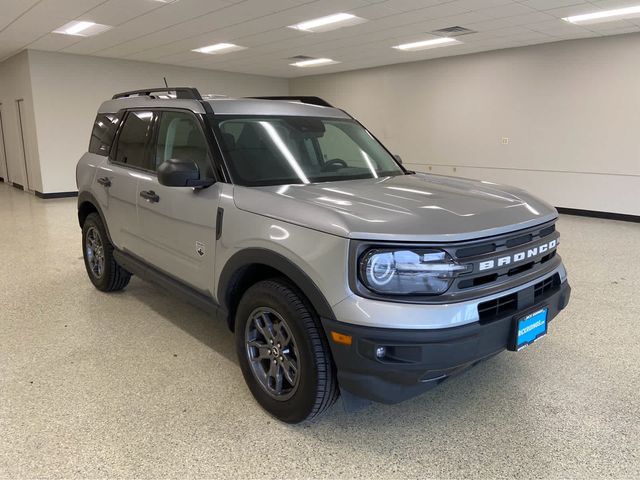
[[88, 112, 122, 156], [113, 111, 155, 170]]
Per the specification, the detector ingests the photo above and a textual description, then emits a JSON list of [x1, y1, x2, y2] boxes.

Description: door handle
[[139, 190, 159, 203], [97, 177, 111, 188]]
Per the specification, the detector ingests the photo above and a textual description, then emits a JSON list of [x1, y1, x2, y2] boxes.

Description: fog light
[[375, 346, 386, 358]]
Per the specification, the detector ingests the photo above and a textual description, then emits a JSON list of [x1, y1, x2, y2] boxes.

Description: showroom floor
[[0, 182, 638, 479]]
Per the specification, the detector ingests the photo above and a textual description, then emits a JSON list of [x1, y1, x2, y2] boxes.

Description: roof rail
[[248, 96, 333, 108], [112, 87, 203, 100]]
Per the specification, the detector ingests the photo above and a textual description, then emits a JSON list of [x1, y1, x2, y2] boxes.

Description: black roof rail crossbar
[[112, 87, 203, 100], [248, 96, 333, 108]]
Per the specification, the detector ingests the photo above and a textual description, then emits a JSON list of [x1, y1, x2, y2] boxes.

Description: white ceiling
[[1, 0, 639, 78]]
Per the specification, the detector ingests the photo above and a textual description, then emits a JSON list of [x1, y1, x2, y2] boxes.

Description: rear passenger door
[[96, 110, 155, 252], [135, 109, 221, 294]]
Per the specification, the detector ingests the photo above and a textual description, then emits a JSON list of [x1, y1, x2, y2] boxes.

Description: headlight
[[359, 249, 471, 295]]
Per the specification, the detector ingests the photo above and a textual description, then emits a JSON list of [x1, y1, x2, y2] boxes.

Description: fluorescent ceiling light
[[289, 13, 366, 32], [53, 21, 112, 36], [562, 5, 640, 24], [393, 37, 461, 51], [290, 58, 339, 68], [192, 43, 246, 54]]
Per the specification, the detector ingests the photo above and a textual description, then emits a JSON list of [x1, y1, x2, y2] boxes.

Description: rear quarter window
[[88, 113, 121, 156]]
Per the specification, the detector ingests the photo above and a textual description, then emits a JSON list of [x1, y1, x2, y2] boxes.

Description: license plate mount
[[509, 307, 548, 351]]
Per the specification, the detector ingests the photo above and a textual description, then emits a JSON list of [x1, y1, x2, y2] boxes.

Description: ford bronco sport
[[76, 87, 571, 423]]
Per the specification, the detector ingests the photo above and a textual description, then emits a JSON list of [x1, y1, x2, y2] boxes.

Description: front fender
[[217, 247, 336, 321]]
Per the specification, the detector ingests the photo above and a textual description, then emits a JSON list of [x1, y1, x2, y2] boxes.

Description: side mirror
[[157, 158, 214, 187], [393, 154, 403, 165]]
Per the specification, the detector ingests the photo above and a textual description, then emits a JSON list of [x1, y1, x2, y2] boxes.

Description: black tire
[[235, 278, 338, 423], [82, 212, 131, 292]]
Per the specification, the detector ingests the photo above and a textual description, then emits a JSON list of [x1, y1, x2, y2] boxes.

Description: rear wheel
[[235, 279, 338, 423], [82, 213, 131, 292]]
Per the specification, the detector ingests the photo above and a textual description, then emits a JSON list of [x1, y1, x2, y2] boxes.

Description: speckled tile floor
[[0, 182, 638, 479]]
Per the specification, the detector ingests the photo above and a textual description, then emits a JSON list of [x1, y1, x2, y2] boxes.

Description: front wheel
[[235, 279, 338, 423]]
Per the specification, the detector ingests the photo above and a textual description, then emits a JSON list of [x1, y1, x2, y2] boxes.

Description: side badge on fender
[[196, 241, 205, 257]]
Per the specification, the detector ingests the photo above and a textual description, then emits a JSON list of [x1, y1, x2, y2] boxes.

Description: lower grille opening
[[535, 273, 560, 299], [478, 293, 517, 323], [478, 273, 562, 324]]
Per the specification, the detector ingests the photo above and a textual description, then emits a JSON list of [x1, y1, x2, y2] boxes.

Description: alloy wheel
[[245, 307, 300, 401], [85, 226, 105, 279]]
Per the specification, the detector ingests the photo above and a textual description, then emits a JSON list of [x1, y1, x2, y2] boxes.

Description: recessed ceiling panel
[[0, 0, 637, 77]]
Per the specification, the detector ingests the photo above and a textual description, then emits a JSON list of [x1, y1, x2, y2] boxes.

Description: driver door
[[135, 109, 220, 294]]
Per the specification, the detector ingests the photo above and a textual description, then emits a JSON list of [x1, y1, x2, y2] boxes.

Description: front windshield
[[214, 116, 404, 186]]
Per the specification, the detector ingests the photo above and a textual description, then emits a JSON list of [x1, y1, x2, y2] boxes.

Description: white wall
[[25, 50, 289, 193], [0, 51, 42, 192], [291, 33, 640, 216]]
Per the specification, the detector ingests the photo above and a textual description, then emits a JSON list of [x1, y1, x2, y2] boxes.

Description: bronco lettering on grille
[[478, 239, 557, 271]]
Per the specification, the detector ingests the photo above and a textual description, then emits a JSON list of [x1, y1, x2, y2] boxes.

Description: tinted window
[[88, 113, 121, 156], [114, 111, 154, 169], [155, 111, 213, 177], [216, 116, 403, 186]]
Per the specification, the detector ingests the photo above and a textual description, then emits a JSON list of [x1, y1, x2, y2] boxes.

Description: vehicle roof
[[97, 96, 351, 119]]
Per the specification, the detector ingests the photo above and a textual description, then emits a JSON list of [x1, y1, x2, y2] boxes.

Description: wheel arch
[[217, 248, 336, 331], [77, 191, 113, 244]]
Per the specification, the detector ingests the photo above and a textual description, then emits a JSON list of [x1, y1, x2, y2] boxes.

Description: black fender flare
[[77, 191, 114, 244], [217, 248, 336, 323]]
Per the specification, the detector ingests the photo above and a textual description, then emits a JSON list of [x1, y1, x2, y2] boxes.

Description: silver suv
[[76, 87, 571, 423]]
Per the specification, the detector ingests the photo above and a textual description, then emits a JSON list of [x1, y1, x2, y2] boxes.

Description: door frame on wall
[[0, 104, 10, 183], [15, 98, 32, 191]]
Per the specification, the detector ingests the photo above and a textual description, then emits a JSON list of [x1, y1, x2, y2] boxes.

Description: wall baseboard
[[35, 190, 78, 199], [11, 182, 24, 191], [557, 207, 639, 224]]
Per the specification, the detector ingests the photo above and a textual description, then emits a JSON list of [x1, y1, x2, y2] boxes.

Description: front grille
[[456, 243, 495, 258], [478, 273, 561, 323], [508, 261, 535, 277], [506, 234, 532, 248], [454, 222, 556, 260], [450, 220, 560, 296]]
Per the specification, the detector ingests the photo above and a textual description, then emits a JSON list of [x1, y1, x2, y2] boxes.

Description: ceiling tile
[[381, 0, 453, 13], [348, 3, 402, 19], [26, 32, 81, 51], [449, 0, 514, 9], [540, 3, 600, 18], [77, 0, 166, 26], [478, 3, 537, 18], [0, 0, 40, 22], [28, 0, 106, 19], [528, 19, 591, 35], [591, 0, 640, 6], [521, 0, 589, 10]]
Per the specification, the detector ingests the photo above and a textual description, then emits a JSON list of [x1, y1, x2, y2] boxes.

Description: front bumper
[[322, 279, 571, 404]]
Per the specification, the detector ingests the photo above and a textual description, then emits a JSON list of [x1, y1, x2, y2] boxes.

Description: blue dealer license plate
[[515, 308, 548, 351]]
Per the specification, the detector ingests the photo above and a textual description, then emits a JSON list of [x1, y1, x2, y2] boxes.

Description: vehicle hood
[[232, 173, 558, 242]]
